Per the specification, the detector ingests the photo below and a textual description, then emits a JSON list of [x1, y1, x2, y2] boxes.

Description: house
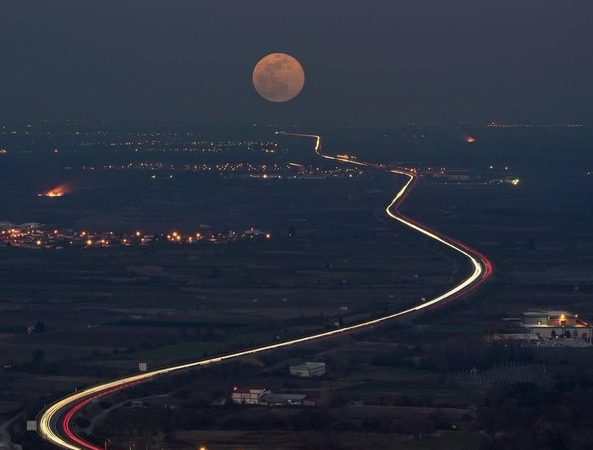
[[231, 387, 270, 405], [230, 387, 318, 407], [522, 311, 591, 340]]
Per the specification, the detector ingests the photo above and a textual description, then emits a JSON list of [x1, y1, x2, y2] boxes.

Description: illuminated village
[[0, 223, 272, 250]]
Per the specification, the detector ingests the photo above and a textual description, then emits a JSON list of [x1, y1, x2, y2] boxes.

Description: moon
[[252, 53, 305, 103]]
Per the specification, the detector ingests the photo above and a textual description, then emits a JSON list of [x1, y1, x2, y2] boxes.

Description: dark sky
[[1, 1, 592, 126]]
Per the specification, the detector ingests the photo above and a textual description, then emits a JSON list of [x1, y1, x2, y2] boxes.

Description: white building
[[522, 311, 592, 343], [289, 362, 326, 378]]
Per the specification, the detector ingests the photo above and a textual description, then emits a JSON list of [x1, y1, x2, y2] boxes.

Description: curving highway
[[38, 134, 494, 449]]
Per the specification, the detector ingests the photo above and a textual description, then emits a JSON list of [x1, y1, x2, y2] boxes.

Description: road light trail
[[38, 134, 493, 450]]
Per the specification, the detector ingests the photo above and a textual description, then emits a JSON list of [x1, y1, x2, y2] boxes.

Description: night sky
[[1, 1, 592, 126]]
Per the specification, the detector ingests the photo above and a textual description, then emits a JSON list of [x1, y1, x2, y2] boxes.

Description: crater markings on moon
[[252, 53, 305, 103]]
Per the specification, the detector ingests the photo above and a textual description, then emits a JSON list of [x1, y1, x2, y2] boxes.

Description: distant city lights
[[0, 223, 274, 250], [83, 161, 364, 180]]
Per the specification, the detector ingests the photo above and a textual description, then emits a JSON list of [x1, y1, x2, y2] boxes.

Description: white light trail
[[39, 133, 492, 450]]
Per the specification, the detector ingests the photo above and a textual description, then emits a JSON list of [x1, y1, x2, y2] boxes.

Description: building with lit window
[[522, 311, 592, 343]]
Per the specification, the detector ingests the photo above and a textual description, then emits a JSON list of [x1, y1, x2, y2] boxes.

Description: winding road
[[38, 134, 494, 449]]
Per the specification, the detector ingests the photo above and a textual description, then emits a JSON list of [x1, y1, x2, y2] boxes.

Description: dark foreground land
[[2, 123, 593, 450]]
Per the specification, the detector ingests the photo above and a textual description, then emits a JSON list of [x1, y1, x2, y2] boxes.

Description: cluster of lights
[[487, 122, 585, 129], [1, 226, 272, 250], [164, 229, 271, 244], [82, 162, 364, 179], [99, 137, 278, 154]]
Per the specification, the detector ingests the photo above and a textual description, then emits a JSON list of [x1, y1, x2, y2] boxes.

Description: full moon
[[252, 53, 305, 103]]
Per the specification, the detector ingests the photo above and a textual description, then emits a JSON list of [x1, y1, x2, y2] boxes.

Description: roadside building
[[289, 362, 326, 378], [522, 311, 591, 341]]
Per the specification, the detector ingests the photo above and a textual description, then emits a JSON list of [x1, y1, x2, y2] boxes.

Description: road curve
[[38, 134, 494, 450]]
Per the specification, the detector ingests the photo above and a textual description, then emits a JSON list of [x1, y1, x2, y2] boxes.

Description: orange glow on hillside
[[38, 185, 68, 198]]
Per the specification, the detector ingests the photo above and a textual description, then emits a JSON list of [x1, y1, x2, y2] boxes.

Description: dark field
[[2, 125, 593, 450], [0, 147, 461, 431]]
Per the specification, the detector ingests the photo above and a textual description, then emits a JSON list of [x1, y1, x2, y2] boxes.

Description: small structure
[[231, 387, 270, 405], [289, 362, 326, 378]]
